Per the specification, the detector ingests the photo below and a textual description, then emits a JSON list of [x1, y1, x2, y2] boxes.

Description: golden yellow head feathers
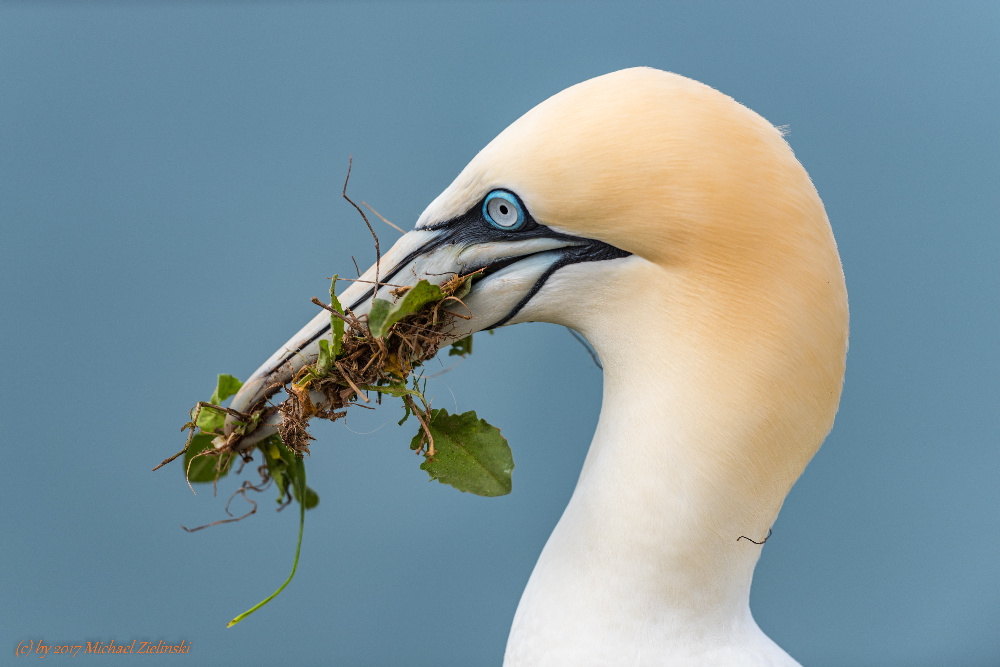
[[420, 66, 848, 480]]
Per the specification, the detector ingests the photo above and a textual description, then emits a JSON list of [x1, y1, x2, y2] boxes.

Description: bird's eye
[[483, 191, 525, 230]]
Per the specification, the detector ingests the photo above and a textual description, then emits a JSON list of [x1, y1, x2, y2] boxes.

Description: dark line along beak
[[224, 226, 627, 448]]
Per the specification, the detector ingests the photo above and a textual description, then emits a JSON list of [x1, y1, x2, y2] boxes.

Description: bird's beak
[[225, 227, 600, 447]]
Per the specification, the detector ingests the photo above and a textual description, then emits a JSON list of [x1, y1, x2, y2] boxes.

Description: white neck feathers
[[504, 247, 843, 665]]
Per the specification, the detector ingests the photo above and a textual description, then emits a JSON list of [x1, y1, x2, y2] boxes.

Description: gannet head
[[229, 67, 848, 513]]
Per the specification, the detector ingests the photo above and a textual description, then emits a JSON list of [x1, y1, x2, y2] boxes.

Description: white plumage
[[230, 67, 848, 665]]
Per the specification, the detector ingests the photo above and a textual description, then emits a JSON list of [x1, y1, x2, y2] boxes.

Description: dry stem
[[342, 156, 380, 292]]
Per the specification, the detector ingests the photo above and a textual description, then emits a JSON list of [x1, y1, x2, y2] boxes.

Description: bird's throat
[[504, 263, 808, 664]]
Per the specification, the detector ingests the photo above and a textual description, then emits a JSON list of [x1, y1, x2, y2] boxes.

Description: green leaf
[[194, 404, 226, 434], [329, 274, 345, 357], [288, 455, 317, 509], [448, 335, 473, 357], [290, 448, 306, 500], [260, 437, 292, 503], [316, 339, 333, 376], [184, 433, 233, 483], [410, 409, 513, 497], [358, 382, 419, 399], [258, 436, 318, 510], [452, 274, 474, 300], [210, 374, 243, 404], [367, 279, 445, 338], [294, 484, 320, 509], [397, 400, 412, 426], [312, 276, 345, 376], [196, 374, 244, 432]]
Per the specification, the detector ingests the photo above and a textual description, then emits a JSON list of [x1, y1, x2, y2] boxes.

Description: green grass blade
[[226, 492, 305, 628]]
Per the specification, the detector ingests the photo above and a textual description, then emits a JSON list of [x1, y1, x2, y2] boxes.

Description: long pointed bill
[[224, 227, 608, 448]]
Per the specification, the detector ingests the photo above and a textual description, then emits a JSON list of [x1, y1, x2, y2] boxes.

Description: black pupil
[[499, 204, 509, 215]]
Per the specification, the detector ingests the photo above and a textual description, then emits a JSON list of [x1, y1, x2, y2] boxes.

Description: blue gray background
[[2, 2, 997, 665]]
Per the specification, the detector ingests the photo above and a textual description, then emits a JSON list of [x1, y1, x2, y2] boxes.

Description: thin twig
[[193, 401, 248, 421], [426, 360, 462, 379], [361, 201, 406, 235], [181, 485, 259, 532], [442, 294, 473, 314], [225, 480, 269, 515], [737, 528, 772, 545], [343, 156, 380, 293], [310, 297, 355, 326], [351, 256, 361, 277], [359, 349, 381, 375], [152, 447, 186, 471], [335, 360, 370, 403], [335, 277, 406, 289], [404, 395, 435, 457], [441, 308, 472, 321]]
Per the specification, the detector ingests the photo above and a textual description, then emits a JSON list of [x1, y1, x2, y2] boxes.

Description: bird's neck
[[505, 266, 821, 665]]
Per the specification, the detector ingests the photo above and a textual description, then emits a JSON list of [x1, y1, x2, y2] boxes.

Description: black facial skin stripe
[[274, 190, 630, 367], [488, 241, 630, 328], [341, 190, 564, 311]]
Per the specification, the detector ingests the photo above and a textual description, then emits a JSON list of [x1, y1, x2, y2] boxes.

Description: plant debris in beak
[[155, 268, 514, 627]]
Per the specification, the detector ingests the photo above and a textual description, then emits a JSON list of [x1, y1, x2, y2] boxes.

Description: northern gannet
[[228, 67, 848, 665]]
